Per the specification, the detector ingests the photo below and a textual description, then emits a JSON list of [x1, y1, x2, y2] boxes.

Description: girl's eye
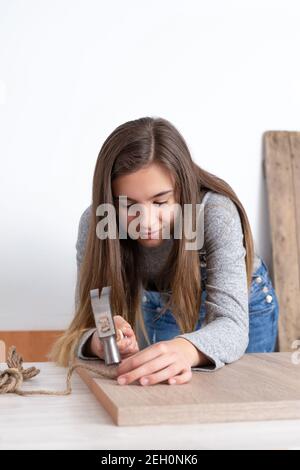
[[125, 201, 168, 209], [153, 201, 168, 206]]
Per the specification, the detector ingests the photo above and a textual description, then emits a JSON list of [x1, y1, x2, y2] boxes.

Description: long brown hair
[[49, 116, 254, 367]]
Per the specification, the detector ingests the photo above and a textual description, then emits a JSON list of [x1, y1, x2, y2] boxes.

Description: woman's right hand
[[89, 315, 140, 360]]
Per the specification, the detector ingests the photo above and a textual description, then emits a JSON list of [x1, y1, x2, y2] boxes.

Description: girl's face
[[112, 162, 177, 247]]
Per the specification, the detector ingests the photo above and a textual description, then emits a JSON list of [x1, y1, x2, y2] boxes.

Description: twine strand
[[0, 346, 117, 396]]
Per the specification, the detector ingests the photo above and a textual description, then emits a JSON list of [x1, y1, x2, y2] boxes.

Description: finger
[[139, 362, 186, 386], [117, 342, 168, 376], [121, 348, 139, 359], [116, 329, 124, 342], [116, 326, 134, 342], [121, 327, 135, 337], [117, 352, 177, 385], [117, 337, 133, 352], [115, 324, 134, 341], [113, 315, 133, 331], [121, 339, 140, 357], [122, 340, 139, 355], [120, 337, 135, 350], [168, 368, 193, 385], [129, 339, 139, 351]]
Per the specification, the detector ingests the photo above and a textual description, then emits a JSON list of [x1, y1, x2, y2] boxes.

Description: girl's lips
[[142, 230, 160, 238]]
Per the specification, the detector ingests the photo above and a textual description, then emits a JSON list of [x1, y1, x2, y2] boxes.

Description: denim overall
[[139, 255, 279, 353]]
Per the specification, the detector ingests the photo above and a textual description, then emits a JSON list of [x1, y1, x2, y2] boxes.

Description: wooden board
[[264, 131, 300, 351], [75, 352, 300, 426]]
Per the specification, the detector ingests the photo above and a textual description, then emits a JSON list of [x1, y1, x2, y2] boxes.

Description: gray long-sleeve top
[[75, 191, 261, 372]]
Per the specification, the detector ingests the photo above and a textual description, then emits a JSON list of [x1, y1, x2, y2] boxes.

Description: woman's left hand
[[116, 337, 204, 386]]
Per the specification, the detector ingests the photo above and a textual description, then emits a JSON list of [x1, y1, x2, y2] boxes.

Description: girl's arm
[[116, 192, 250, 385], [74, 205, 100, 360], [77, 327, 99, 360], [74, 206, 139, 361], [174, 192, 249, 371]]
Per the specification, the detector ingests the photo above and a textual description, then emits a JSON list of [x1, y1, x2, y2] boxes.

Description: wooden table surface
[[1, 357, 300, 450]]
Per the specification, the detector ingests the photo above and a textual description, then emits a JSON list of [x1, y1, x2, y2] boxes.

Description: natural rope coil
[[0, 346, 118, 396]]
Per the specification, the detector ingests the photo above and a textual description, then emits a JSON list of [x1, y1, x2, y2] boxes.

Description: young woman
[[50, 116, 279, 386]]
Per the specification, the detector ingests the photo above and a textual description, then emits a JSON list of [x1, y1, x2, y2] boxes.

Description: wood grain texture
[[75, 352, 300, 426], [264, 131, 300, 351]]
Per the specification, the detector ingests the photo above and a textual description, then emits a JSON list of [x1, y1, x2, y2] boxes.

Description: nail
[[118, 376, 127, 385], [140, 377, 149, 386], [169, 378, 176, 385]]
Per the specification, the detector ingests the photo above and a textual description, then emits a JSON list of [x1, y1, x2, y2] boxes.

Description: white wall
[[1, 0, 299, 330]]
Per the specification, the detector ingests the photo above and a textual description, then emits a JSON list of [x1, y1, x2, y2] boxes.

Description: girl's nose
[[139, 205, 160, 234]]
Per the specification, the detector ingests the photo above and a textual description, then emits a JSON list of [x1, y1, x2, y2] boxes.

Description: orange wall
[[0, 331, 64, 362]]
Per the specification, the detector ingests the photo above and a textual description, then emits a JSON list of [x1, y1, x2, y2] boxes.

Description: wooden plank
[[264, 131, 300, 351], [289, 133, 300, 274], [0, 330, 63, 362], [75, 353, 300, 426]]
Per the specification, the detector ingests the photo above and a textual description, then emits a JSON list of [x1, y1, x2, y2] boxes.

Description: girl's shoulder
[[200, 189, 239, 217], [76, 204, 92, 255], [198, 190, 242, 258], [78, 204, 92, 231]]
